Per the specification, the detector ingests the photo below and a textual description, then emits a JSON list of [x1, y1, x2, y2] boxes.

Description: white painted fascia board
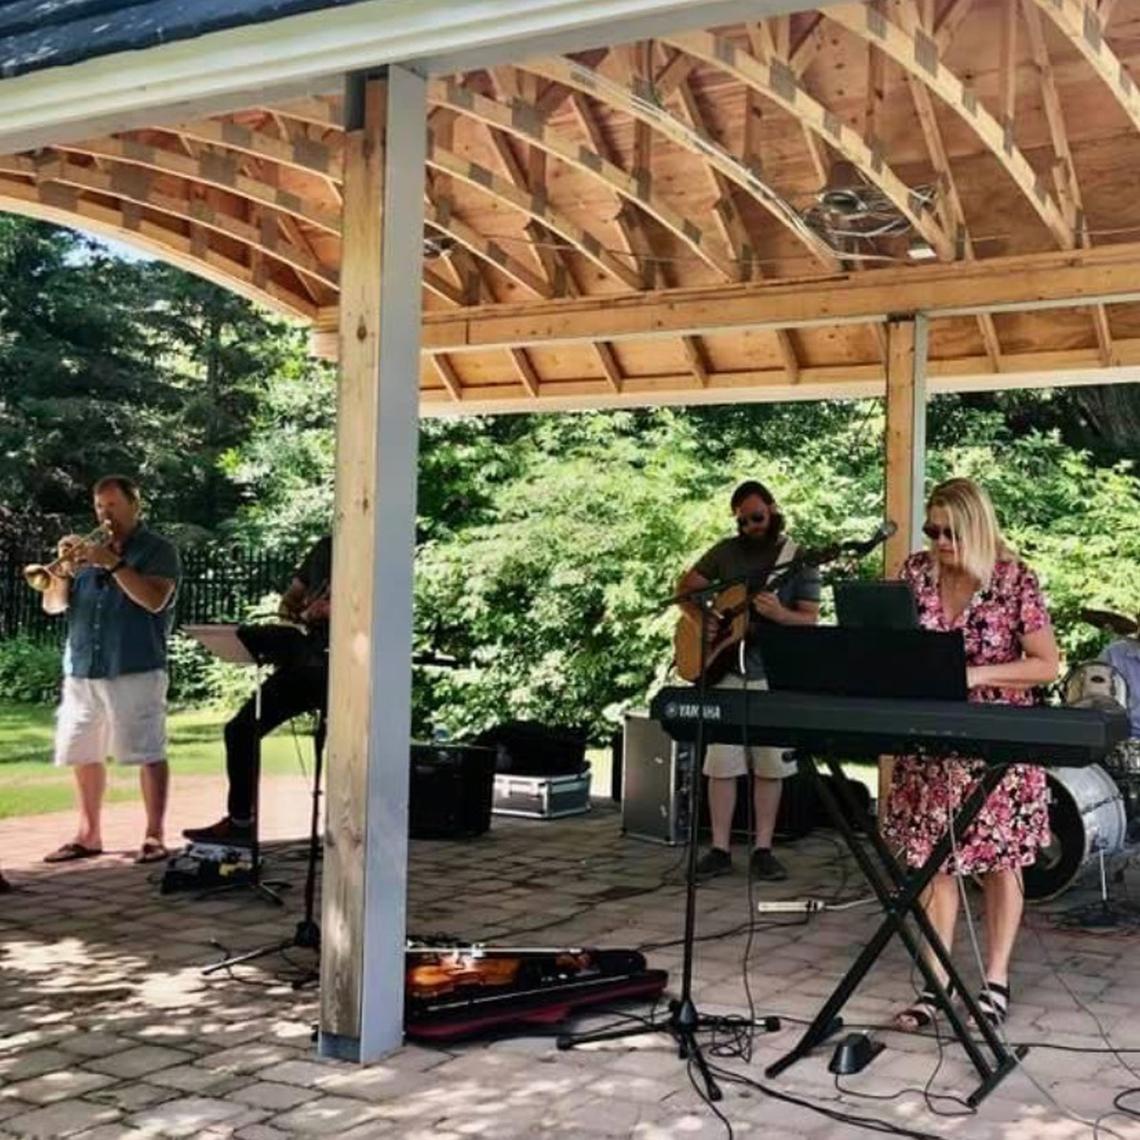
[[0, 0, 798, 153]]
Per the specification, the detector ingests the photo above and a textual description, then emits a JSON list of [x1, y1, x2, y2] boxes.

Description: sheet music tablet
[[834, 580, 919, 630], [182, 623, 256, 666], [758, 626, 968, 701]]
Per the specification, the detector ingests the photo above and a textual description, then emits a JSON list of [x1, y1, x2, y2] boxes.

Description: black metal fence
[[0, 543, 296, 643]]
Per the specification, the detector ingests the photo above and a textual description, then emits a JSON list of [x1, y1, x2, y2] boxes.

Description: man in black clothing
[[182, 535, 331, 847]]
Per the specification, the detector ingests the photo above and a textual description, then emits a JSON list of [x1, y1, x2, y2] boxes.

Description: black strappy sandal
[[972, 981, 1010, 1028], [893, 981, 955, 1033]]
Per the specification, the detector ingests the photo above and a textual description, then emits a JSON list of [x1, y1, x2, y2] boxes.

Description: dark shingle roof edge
[[0, 0, 373, 81]]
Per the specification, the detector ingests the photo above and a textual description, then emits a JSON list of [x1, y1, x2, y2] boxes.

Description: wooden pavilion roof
[[4, 0, 1140, 412]]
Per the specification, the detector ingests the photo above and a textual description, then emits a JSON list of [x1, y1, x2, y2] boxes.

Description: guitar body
[[673, 583, 751, 685]]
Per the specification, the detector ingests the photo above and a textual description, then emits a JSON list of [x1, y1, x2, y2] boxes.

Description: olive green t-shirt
[[693, 533, 821, 679]]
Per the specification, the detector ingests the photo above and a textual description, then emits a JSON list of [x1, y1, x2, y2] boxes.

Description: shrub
[[0, 637, 62, 704], [166, 632, 252, 709]]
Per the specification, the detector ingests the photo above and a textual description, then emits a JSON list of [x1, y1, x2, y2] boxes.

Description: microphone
[[851, 520, 898, 557]]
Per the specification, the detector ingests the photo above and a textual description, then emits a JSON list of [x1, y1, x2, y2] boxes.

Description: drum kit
[[1024, 607, 1140, 901]]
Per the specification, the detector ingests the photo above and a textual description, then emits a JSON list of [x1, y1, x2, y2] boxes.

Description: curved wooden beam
[[155, 108, 654, 292], [518, 56, 843, 267], [163, 117, 344, 183], [1021, 0, 1116, 364], [168, 112, 690, 294], [426, 199, 552, 298], [428, 80, 738, 281], [426, 145, 642, 290], [0, 176, 317, 319], [824, 2, 1075, 250], [1027, 0, 1140, 137], [5, 155, 339, 293], [27, 141, 492, 309], [661, 30, 955, 262], [58, 137, 342, 234]]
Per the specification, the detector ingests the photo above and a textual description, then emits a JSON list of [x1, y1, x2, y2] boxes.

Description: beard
[[740, 527, 779, 550]]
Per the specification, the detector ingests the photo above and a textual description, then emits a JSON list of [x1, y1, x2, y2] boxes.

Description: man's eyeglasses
[[738, 512, 768, 527], [922, 523, 956, 542]]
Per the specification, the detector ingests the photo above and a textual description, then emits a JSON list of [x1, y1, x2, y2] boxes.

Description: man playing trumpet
[[40, 475, 181, 864]]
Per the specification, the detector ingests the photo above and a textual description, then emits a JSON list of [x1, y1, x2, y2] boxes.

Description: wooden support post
[[884, 316, 928, 578], [319, 65, 426, 1064]]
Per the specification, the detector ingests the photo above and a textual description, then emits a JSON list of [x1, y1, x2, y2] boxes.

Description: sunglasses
[[737, 512, 769, 527], [922, 523, 957, 542]]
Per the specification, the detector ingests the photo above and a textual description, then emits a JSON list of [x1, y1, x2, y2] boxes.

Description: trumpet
[[24, 522, 113, 592]]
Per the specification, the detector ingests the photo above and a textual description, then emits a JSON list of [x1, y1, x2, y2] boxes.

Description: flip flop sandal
[[892, 981, 956, 1033], [43, 842, 104, 864], [972, 981, 1010, 1029], [135, 839, 170, 865]]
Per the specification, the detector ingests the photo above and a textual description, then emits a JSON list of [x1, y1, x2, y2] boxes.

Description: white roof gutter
[[0, 0, 798, 153]]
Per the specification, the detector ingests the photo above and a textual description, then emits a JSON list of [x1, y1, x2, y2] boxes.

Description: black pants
[[225, 662, 328, 821]]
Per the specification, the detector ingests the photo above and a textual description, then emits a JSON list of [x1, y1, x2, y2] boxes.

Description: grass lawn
[[0, 702, 313, 819], [0, 700, 879, 822]]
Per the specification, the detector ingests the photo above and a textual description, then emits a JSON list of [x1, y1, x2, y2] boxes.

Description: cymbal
[[1079, 607, 1139, 637]]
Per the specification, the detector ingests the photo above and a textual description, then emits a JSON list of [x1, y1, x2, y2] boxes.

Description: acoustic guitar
[[673, 582, 756, 685]]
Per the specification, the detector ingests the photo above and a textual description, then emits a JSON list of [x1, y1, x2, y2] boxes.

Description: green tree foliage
[[0, 217, 171, 532], [0, 217, 327, 543], [4, 217, 1139, 735], [411, 402, 1140, 740]]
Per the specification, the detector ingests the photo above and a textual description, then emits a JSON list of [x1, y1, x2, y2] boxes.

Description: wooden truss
[[3, 0, 1140, 411]]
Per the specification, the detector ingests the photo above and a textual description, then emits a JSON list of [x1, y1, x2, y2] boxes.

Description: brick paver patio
[[4, 780, 1140, 1138]]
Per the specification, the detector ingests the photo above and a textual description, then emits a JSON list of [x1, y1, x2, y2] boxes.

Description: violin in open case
[[403, 942, 668, 1041]]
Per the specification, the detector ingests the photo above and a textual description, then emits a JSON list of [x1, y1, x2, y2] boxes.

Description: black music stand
[[182, 624, 286, 908], [204, 706, 327, 981], [758, 626, 1024, 1107], [556, 575, 780, 1101], [197, 623, 328, 978]]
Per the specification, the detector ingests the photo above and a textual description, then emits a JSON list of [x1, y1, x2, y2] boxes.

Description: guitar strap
[[737, 536, 801, 674], [772, 535, 799, 582]]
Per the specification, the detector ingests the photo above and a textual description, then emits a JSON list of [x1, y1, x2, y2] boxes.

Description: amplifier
[[620, 713, 816, 845], [409, 743, 497, 839], [621, 713, 694, 845]]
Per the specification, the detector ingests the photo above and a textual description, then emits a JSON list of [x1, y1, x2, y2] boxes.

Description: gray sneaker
[[695, 847, 733, 879], [750, 848, 788, 881]]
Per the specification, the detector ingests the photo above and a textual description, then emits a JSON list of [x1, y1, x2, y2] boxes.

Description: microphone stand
[[555, 522, 896, 1092], [557, 576, 778, 1101]]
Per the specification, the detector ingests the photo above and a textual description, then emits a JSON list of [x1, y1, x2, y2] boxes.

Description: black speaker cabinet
[[408, 743, 496, 839], [619, 712, 818, 844]]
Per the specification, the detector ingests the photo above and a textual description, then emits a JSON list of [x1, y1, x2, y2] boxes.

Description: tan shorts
[[54, 671, 168, 767], [703, 674, 794, 780]]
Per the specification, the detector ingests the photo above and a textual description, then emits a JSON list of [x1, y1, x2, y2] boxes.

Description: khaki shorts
[[703, 674, 794, 780], [54, 670, 168, 767]]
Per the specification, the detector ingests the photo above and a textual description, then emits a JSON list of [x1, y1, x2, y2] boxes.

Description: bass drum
[[1024, 765, 1128, 901]]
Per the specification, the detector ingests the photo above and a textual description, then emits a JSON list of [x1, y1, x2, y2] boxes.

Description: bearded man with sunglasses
[[676, 480, 821, 881]]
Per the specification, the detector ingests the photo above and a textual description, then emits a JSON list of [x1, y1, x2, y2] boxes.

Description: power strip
[[755, 898, 827, 914]]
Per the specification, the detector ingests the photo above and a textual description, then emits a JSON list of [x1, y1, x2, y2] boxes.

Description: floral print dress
[[882, 551, 1052, 875]]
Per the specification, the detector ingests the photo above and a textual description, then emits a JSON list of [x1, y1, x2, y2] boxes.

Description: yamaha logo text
[[665, 702, 722, 720]]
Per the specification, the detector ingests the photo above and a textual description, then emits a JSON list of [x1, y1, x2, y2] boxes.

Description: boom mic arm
[[753, 520, 899, 592], [848, 519, 898, 558]]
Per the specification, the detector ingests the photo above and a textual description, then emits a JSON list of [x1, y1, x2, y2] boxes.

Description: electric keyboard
[[650, 686, 1129, 767]]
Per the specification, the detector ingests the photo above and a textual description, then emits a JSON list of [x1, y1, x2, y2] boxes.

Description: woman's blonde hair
[[926, 477, 1013, 587]]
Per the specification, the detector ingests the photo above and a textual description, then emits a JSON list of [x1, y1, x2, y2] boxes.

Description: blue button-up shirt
[[63, 525, 181, 679], [1102, 638, 1140, 737]]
